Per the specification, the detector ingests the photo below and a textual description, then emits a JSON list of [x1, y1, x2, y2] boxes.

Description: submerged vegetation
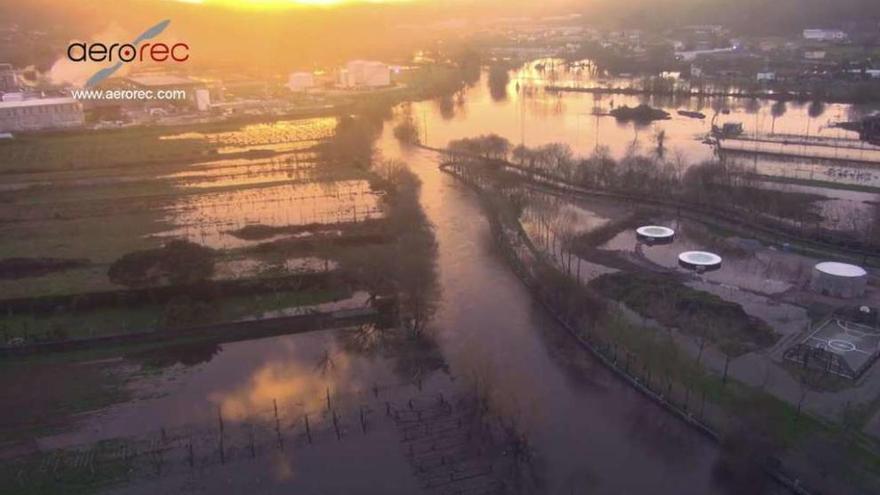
[[608, 104, 671, 123], [392, 104, 422, 145], [108, 240, 216, 289]]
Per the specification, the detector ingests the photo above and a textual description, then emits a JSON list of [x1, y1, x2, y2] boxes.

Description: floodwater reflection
[[379, 135, 733, 494]]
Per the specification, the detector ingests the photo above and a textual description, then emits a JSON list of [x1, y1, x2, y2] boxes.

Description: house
[[675, 47, 737, 62], [756, 71, 776, 82], [803, 29, 848, 42]]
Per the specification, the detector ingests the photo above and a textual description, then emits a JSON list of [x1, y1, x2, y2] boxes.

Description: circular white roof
[[679, 251, 722, 266], [815, 262, 867, 278], [637, 226, 675, 238]]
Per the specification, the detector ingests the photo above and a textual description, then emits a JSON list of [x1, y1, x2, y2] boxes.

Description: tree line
[[443, 134, 880, 250]]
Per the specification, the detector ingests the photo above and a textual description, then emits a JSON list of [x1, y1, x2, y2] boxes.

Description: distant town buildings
[[803, 29, 848, 42], [675, 47, 737, 62], [0, 97, 84, 132], [338, 61, 391, 88], [0, 63, 18, 93]]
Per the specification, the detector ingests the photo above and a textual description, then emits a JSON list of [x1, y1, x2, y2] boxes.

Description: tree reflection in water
[[127, 341, 222, 368]]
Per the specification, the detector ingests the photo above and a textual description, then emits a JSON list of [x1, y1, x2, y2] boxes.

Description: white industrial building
[[288, 72, 316, 92], [810, 262, 868, 299], [194, 88, 211, 112], [0, 97, 84, 132], [338, 61, 391, 88], [803, 29, 848, 42], [756, 71, 776, 82]]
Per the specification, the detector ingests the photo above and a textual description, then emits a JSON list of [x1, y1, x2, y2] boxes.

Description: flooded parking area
[[602, 217, 814, 295]]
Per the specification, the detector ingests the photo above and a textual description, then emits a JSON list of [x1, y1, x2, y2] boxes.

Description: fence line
[[6, 374, 536, 495]]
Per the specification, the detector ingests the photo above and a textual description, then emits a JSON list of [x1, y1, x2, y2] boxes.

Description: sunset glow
[[180, 0, 410, 8]]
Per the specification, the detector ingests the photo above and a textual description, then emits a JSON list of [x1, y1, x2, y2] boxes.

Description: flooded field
[[158, 179, 383, 249], [427, 64, 880, 244], [160, 118, 336, 153], [417, 61, 876, 177], [0, 118, 758, 495], [0, 119, 382, 301]]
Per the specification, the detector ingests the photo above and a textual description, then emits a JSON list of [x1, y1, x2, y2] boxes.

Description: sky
[[0, 0, 578, 73], [2, 0, 879, 75]]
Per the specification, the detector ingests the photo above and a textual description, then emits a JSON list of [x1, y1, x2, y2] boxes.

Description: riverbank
[[436, 155, 880, 495]]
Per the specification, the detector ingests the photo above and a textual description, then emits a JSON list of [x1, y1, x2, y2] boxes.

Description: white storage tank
[[810, 262, 868, 298], [636, 225, 675, 245], [678, 251, 722, 272]]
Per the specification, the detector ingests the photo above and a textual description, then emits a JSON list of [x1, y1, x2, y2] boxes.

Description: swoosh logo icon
[[85, 19, 171, 88]]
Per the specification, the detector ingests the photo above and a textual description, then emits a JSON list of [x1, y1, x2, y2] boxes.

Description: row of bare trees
[[444, 134, 880, 251]]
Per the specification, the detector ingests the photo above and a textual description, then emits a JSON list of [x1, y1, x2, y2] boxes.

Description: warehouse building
[[0, 97, 84, 132], [338, 61, 391, 88]]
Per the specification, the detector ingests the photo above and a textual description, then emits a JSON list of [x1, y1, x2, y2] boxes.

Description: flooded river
[[377, 134, 732, 493]]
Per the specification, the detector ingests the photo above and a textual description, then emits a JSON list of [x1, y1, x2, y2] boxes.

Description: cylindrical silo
[[810, 262, 868, 298]]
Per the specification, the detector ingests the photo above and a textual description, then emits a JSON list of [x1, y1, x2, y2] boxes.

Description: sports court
[[785, 313, 880, 379]]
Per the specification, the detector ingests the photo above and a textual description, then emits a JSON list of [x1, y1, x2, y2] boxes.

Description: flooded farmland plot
[[156, 179, 383, 249], [4, 320, 520, 495], [0, 118, 391, 342], [159, 118, 336, 152]]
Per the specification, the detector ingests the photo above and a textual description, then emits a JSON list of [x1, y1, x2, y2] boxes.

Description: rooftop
[[0, 97, 79, 109], [815, 262, 867, 278], [636, 226, 675, 238], [679, 251, 722, 266]]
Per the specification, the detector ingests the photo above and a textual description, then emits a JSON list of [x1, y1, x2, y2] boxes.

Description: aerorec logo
[[67, 20, 189, 87]]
